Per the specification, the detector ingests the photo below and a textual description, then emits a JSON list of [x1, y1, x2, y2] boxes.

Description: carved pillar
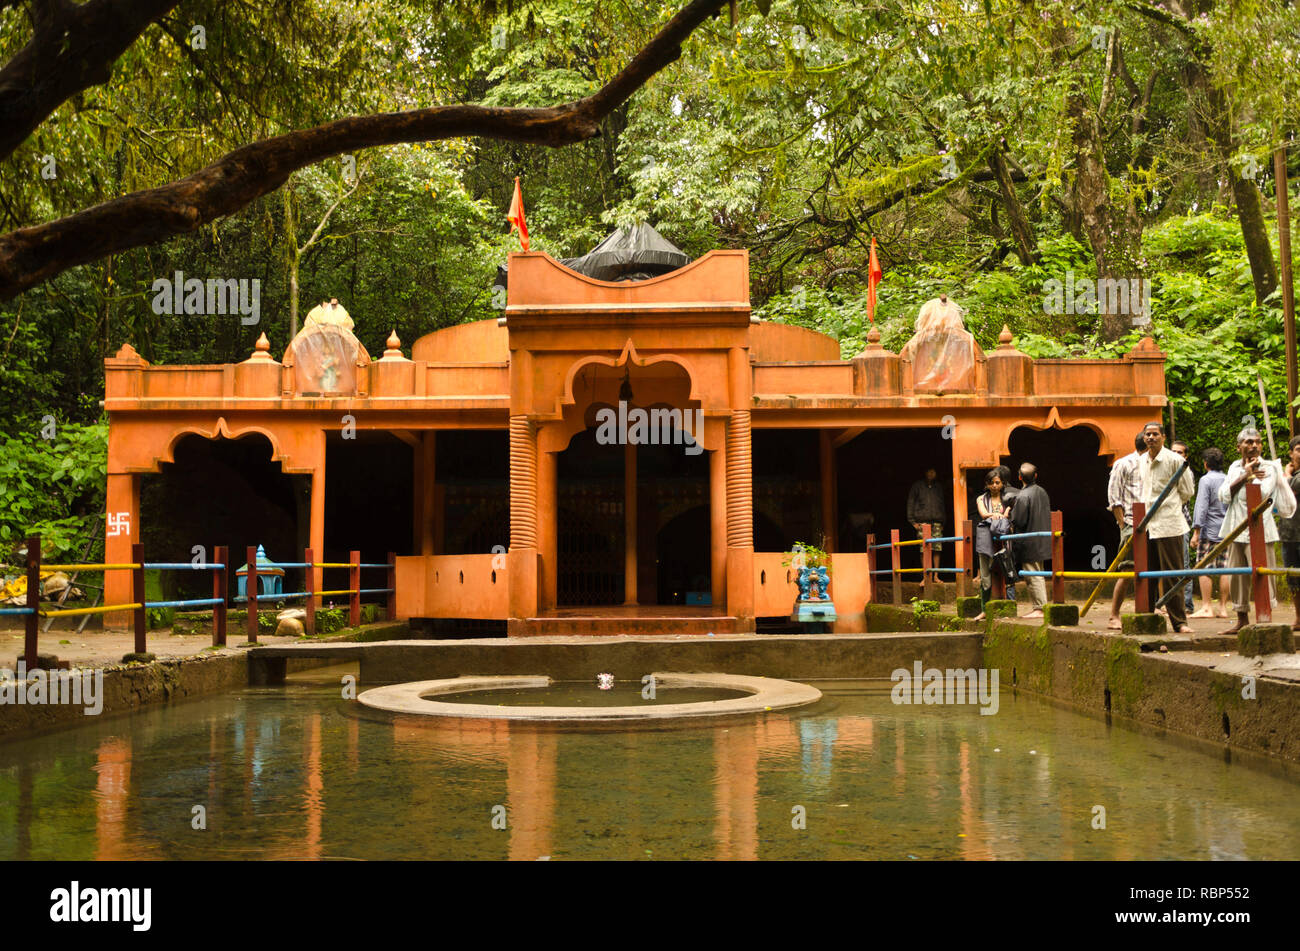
[[710, 441, 727, 609], [510, 416, 538, 548], [726, 410, 755, 625], [509, 416, 540, 625]]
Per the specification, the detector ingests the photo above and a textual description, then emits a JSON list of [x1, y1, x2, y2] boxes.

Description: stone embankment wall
[[867, 603, 1300, 764]]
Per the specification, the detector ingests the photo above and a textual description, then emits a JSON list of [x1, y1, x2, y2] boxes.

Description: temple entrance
[[964, 425, 1111, 570], [142, 434, 307, 599], [557, 428, 624, 604], [555, 421, 711, 608]]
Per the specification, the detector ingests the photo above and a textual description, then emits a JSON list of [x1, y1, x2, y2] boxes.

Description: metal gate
[[557, 481, 624, 605]]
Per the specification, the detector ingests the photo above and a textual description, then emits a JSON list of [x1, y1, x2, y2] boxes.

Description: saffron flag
[[867, 236, 883, 323], [507, 176, 529, 251]]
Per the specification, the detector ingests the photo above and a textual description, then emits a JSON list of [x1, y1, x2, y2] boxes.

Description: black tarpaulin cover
[[494, 223, 690, 289]]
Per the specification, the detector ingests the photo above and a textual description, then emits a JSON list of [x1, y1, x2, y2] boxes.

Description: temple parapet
[[750, 326, 1164, 402]]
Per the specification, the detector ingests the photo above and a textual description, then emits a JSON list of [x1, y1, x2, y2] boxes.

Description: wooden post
[[1277, 145, 1296, 434], [1050, 510, 1066, 604], [246, 545, 259, 643], [921, 523, 933, 598], [23, 535, 39, 670], [1246, 483, 1272, 622], [890, 529, 902, 605], [213, 545, 228, 647], [1132, 502, 1151, 613], [304, 547, 316, 636], [349, 549, 361, 628], [386, 552, 397, 620], [866, 533, 877, 604], [624, 441, 638, 605], [958, 519, 971, 599], [131, 543, 146, 655]]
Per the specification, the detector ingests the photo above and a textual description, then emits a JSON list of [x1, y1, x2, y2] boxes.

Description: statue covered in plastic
[[286, 298, 369, 396], [899, 293, 977, 391]]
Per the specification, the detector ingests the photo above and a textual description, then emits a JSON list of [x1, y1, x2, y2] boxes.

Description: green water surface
[[1, 665, 1297, 860]]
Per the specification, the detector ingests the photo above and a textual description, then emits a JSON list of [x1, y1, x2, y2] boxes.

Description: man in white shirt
[[1217, 427, 1280, 633], [1106, 432, 1148, 629], [1138, 422, 1196, 633]]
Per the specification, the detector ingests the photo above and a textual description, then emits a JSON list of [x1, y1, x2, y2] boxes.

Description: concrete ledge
[[253, 631, 984, 683], [357, 672, 822, 722]]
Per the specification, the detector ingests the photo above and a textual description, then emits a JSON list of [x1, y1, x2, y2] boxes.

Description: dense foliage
[[0, 0, 1297, 556]]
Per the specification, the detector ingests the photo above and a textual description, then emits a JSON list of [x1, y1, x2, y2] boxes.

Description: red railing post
[[921, 523, 933, 596], [1132, 502, 1151, 613], [866, 533, 877, 605], [213, 545, 228, 647], [246, 545, 259, 643], [386, 551, 397, 620], [1246, 482, 1271, 623], [890, 529, 902, 605], [24, 534, 39, 669], [1051, 510, 1065, 604], [131, 543, 147, 655], [349, 549, 361, 628], [304, 547, 316, 636]]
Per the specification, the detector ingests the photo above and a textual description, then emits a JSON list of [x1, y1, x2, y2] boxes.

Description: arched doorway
[[964, 425, 1112, 569], [142, 434, 306, 598], [553, 359, 709, 608]]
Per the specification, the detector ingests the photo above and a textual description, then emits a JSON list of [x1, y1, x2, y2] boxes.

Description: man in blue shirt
[[1190, 447, 1229, 618]]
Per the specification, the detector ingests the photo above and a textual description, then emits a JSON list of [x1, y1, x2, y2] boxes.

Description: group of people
[[907, 463, 1053, 621], [902, 418, 1300, 631], [1107, 421, 1300, 633]]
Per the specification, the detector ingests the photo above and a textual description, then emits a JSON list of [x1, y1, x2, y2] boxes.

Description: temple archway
[[141, 434, 306, 599]]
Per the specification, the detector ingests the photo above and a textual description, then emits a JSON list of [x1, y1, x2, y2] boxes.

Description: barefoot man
[[1107, 433, 1148, 630], [1217, 427, 1280, 634], [1138, 422, 1196, 634]]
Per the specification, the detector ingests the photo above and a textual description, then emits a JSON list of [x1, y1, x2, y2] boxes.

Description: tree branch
[[0, 0, 730, 300], [0, 0, 182, 160]]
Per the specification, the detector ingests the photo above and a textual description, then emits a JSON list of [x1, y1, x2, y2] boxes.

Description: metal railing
[[5, 536, 396, 668]]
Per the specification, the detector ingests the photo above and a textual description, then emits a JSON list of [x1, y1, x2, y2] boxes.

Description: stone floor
[[3, 629, 303, 669], [6, 595, 1296, 671]]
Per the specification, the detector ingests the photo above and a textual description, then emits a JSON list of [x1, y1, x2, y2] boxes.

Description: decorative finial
[[247, 332, 274, 361], [866, 325, 881, 348], [380, 329, 405, 361], [998, 324, 1014, 348]]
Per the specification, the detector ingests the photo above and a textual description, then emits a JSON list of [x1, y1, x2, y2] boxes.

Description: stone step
[[520, 615, 741, 637]]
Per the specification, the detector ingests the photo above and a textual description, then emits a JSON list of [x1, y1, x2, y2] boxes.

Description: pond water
[[436, 683, 748, 707], [2, 664, 1297, 860]]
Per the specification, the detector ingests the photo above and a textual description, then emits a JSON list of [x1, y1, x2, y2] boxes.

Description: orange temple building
[[102, 248, 1166, 636]]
